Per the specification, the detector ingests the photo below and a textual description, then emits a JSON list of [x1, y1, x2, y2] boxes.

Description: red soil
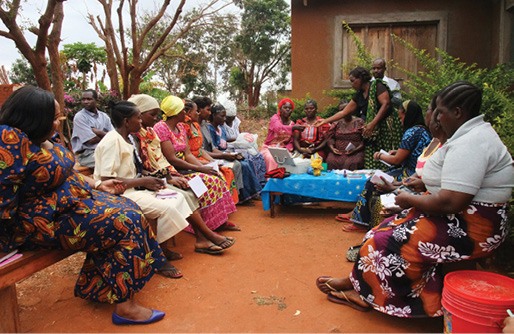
[[16, 203, 442, 333]]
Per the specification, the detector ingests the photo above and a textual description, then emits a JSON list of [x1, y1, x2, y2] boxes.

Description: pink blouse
[[263, 114, 294, 151], [153, 121, 188, 154]]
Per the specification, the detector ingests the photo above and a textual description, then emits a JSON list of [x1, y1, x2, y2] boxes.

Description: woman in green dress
[[315, 67, 403, 169]]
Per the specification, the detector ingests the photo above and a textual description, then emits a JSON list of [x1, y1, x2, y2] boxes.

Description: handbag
[[346, 244, 362, 262]]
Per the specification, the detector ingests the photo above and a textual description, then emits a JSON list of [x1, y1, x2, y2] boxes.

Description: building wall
[[290, 0, 502, 109]]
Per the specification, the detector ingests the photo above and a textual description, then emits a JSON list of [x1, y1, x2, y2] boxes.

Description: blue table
[[261, 171, 369, 217]]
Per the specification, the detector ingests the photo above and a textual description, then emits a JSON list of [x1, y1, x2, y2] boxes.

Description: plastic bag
[[232, 132, 259, 155]]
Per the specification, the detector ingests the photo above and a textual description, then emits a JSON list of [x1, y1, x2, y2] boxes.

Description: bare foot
[[161, 248, 183, 261], [114, 299, 153, 321], [217, 221, 242, 231]]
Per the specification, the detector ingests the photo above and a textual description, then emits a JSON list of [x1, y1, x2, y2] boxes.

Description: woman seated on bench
[[316, 81, 514, 317], [95, 100, 236, 265], [0, 86, 166, 325]]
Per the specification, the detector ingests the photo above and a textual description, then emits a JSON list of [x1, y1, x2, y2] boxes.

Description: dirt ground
[[16, 203, 443, 333]]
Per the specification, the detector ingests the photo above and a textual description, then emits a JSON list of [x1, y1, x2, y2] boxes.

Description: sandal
[[315, 276, 339, 295], [194, 244, 224, 255], [342, 223, 368, 232], [327, 291, 370, 312], [157, 262, 183, 279], [217, 237, 236, 249], [335, 213, 353, 223]]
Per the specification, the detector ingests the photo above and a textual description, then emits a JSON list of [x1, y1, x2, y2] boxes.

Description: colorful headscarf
[[160, 95, 184, 121], [128, 94, 160, 113], [278, 98, 295, 115]]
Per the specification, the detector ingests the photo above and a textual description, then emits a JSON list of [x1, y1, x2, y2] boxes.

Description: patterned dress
[[353, 79, 403, 169], [0, 126, 165, 304], [153, 121, 236, 233], [325, 117, 365, 170], [350, 126, 432, 228], [294, 116, 331, 159], [183, 118, 239, 204]]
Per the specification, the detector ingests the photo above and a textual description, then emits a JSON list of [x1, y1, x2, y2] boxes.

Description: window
[[333, 12, 448, 89]]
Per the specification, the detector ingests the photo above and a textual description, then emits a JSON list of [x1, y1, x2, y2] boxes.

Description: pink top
[[153, 121, 188, 154], [263, 114, 294, 151]]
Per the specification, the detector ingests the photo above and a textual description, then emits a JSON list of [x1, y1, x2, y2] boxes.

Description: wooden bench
[[0, 250, 74, 333]]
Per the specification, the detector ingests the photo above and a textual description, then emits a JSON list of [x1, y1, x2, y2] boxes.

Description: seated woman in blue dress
[[0, 86, 166, 325], [208, 103, 262, 204], [338, 100, 432, 231]]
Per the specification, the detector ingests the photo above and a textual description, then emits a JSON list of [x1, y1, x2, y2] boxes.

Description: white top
[[222, 117, 241, 141], [421, 115, 514, 203]]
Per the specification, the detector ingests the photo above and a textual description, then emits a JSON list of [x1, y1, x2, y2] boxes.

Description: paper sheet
[[187, 175, 208, 198], [380, 193, 400, 210], [205, 161, 219, 173], [370, 169, 394, 185], [379, 149, 392, 166]]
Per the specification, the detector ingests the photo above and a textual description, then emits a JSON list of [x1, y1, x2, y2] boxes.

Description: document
[[0, 250, 22, 268], [205, 161, 219, 173], [380, 193, 400, 210], [370, 169, 394, 185], [379, 149, 392, 167], [187, 175, 208, 198]]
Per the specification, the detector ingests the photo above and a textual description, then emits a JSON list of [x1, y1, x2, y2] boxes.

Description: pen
[[508, 309, 514, 317]]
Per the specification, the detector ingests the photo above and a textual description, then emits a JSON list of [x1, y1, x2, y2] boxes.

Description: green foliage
[[9, 57, 52, 86], [321, 88, 355, 119], [340, 21, 374, 73], [62, 42, 107, 90], [228, 0, 291, 107]]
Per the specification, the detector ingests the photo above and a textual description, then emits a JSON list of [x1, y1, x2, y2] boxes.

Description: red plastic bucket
[[442, 270, 514, 333]]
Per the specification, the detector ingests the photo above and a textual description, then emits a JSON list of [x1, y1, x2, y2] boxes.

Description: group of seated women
[[260, 66, 404, 173], [315, 81, 513, 319], [0, 88, 260, 326]]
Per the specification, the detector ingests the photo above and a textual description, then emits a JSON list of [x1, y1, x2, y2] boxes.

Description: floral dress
[[0, 126, 165, 304], [153, 121, 236, 232]]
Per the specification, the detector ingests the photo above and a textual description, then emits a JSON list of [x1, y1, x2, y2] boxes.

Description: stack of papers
[[370, 170, 394, 185]]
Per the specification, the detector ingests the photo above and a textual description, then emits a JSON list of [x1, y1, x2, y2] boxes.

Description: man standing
[[371, 58, 402, 108], [71, 89, 114, 168]]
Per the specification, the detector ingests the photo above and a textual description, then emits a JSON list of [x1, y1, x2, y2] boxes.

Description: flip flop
[[195, 245, 224, 255], [335, 213, 353, 222], [157, 262, 183, 279], [217, 237, 236, 249], [342, 223, 368, 232], [315, 276, 339, 295], [327, 291, 370, 312]]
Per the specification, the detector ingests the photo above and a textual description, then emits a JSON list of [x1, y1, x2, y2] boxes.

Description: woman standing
[[315, 67, 403, 169], [0, 86, 165, 325], [325, 101, 366, 170], [260, 98, 299, 172], [152, 95, 239, 230], [208, 103, 262, 203], [338, 100, 432, 231], [293, 99, 331, 159], [316, 81, 514, 317]]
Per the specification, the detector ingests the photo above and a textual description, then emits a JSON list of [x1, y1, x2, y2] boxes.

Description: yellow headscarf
[[160, 95, 184, 121]]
